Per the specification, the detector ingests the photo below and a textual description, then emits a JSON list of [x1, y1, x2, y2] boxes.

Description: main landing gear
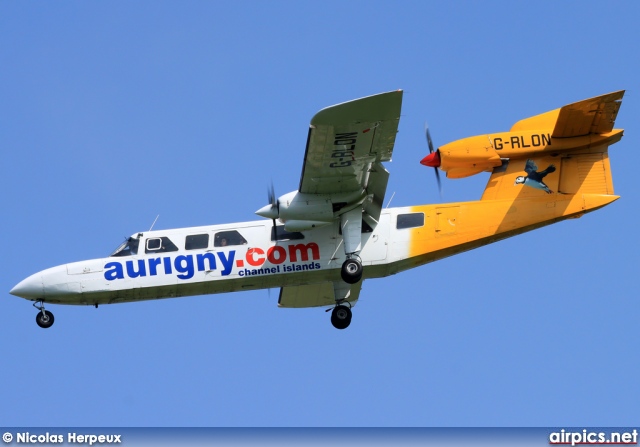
[[340, 207, 364, 285], [33, 300, 54, 329], [330, 304, 352, 330], [340, 257, 363, 284]]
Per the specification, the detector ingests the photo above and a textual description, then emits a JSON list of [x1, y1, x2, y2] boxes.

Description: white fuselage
[[10, 209, 411, 306]]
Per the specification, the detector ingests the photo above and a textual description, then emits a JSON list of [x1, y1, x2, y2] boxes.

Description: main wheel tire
[[341, 258, 363, 284], [36, 310, 54, 329], [330, 305, 352, 330]]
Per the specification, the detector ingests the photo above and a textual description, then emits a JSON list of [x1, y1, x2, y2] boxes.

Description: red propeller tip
[[420, 151, 441, 167]]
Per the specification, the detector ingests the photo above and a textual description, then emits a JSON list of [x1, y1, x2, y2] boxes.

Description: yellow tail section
[[510, 109, 560, 133], [484, 91, 623, 202], [402, 149, 619, 274], [510, 90, 624, 137], [482, 148, 615, 201], [400, 92, 623, 275]]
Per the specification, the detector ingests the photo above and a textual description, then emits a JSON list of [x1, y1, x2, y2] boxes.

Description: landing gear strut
[[340, 207, 364, 284], [340, 257, 362, 284], [330, 304, 352, 330], [33, 300, 54, 329]]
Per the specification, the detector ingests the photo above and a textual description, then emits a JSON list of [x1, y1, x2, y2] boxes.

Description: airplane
[[9, 89, 624, 330]]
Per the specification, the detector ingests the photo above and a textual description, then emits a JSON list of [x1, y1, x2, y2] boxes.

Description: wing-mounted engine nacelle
[[255, 190, 366, 232]]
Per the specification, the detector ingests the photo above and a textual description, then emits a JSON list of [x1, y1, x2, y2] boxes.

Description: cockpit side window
[[214, 230, 247, 247], [145, 236, 179, 254], [110, 237, 140, 257]]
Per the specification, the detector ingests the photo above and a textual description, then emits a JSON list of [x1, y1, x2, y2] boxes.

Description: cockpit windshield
[[110, 237, 140, 257]]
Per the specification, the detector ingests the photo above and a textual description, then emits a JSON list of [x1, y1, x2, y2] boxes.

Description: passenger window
[[110, 237, 139, 257], [397, 213, 424, 229], [185, 234, 209, 250], [214, 230, 247, 247], [271, 226, 304, 242], [145, 236, 179, 254]]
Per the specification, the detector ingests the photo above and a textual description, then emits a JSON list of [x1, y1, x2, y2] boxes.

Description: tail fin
[[484, 91, 624, 201], [482, 149, 615, 201]]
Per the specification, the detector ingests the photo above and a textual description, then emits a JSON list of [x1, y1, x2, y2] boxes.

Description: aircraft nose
[[10, 273, 44, 299]]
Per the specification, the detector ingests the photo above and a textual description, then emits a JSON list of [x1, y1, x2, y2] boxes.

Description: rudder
[[482, 148, 614, 201]]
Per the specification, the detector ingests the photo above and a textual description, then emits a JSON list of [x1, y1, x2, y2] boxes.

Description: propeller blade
[[423, 122, 442, 198], [257, 183, 280, 221], [425, 123, 435, 154], [268, 182, 276, 207], [269, 182, 279, 232], [434, 166, 442, 198]]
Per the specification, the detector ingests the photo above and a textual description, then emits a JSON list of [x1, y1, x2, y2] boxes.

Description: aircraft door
[[308, 222, 339, 271], [360, 213, 390, 264]]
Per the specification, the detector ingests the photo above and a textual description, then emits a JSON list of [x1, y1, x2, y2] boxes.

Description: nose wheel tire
[[340, 258, 363, 284], [331, 305, 352, 330], [36, 310, 54, 329]]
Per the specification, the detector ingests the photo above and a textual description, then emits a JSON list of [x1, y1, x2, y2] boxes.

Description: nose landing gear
[[33, 300, 54, 329]]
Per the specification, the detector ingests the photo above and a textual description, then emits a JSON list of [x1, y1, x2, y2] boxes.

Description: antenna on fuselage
[[149, 215, 160, 232], [385, 191, 396, 209]]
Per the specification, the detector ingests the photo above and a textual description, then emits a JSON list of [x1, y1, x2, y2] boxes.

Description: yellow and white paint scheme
[[10, 90, 624, 330]]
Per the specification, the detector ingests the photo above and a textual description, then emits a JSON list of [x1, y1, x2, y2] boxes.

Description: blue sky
[[1, 1, 638, 427]]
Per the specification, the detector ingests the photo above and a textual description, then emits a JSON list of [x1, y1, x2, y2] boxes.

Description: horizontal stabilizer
[[510, 109, 560, 134], [582, 193, 620, 211], [510, 91, 624, 138]]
